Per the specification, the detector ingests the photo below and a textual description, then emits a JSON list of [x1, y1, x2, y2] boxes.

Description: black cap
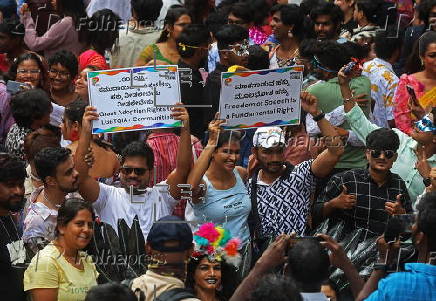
[[147, 215, 193, 252]]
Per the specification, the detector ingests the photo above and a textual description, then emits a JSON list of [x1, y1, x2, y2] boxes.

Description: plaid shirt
[[316, 169, 412, 239], [365, 263, 436, 301]]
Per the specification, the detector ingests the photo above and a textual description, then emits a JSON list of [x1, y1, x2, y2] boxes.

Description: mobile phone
[[343, 61, 356, 75], [406, 85, 419, 106], [6, 80, 30, 94]]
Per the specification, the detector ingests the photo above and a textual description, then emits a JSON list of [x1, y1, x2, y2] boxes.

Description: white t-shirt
[[93, 181, 178, 239]]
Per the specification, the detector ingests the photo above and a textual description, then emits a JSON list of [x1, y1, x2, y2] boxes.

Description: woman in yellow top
[[24, 199, 98, 301], [135, 5, 192, 66]]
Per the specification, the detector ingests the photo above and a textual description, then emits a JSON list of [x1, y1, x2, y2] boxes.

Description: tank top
[[190, 169, 251, 245]]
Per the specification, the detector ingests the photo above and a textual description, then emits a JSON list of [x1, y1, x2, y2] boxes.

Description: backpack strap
[[155, 288, 197, 301]]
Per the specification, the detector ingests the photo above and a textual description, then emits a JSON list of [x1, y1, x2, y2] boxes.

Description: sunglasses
[[120, 167, 149, 176], [221, 40, 250, 57], [312, 56, 337, 73], [370, 149, 396, 159]]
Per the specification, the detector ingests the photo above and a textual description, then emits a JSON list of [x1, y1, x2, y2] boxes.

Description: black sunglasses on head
[[120, 167, 148, 176], [370, 149, 396, 159]]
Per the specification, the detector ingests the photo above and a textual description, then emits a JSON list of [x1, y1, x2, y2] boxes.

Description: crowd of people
[[0, 0, 436, 300]]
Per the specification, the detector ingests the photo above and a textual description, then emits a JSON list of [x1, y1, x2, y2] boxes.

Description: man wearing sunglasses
[[339, 63, 436, 203], [75, 105, 194, 240], [314, 126, 413, 239]]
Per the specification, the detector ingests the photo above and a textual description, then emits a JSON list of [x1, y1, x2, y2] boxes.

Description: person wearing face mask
[[176, 24, 211, 140], [24, 199, 98, 301], [75, 105, 193, 239], [0, 153, 27, 301], [204, 24, 249, 127]]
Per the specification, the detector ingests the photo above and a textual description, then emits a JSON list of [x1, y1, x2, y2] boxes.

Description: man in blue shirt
[[357, 191, 436, 301]]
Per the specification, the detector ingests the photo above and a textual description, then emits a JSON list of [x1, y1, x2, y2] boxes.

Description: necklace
[[0, 215, 19, 243], [43, 190, 62, 209]]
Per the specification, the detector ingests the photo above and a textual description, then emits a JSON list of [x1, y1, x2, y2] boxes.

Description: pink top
[[22, 14, 85, 58], [78, 49, 109, 72], [393, 74, 426, 135], [249, 26, 269, 45]]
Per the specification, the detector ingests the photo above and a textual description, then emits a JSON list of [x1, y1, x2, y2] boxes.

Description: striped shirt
[[146, 132, 203, 218]]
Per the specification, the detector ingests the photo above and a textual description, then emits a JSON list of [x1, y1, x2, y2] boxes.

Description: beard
[[7, 196, 25, 212], [59, 181, 79, 194]]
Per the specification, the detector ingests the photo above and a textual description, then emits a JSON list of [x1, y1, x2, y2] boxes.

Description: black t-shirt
[[0, 215, 26, 301]]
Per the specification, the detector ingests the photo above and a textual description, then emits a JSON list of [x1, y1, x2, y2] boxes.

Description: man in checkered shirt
[[314, 128, 413, 239]]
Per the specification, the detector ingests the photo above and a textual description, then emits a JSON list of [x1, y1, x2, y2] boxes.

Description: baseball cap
[[253, 127, 285, 148], [147, 215, 193, 252]]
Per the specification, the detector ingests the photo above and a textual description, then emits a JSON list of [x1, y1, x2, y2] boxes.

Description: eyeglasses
[[120, 167, 149, 176], [17, 69, 40, 75], [370, 149, 396, 159], [49, 69, 70, 78], [221, 40, 250, 57], [312, 56, 337, 73]]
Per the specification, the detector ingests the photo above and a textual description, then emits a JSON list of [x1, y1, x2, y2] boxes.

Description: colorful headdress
[[415, 112, 436, 133], [192, 223, 241, 267]]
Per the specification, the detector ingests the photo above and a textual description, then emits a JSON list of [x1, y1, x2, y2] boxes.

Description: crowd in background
[[0, 0, 436, 301]]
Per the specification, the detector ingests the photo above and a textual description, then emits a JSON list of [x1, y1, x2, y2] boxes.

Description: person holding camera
[[357, 191, 436, 301], [230, 234, 363, 301]]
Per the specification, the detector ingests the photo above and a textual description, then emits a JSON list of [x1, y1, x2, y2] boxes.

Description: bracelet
[[313, 112, 325, 122], [343, 97, 354, 102]]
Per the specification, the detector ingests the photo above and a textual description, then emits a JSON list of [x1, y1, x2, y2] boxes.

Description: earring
[[288, 30, 293, 39], [420, 58, 424, 66]]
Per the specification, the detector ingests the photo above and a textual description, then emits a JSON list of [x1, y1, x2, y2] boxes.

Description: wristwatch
[[313, 112, 325, 122], [423, 177, 431, 187], [373, 263, 387, 272]]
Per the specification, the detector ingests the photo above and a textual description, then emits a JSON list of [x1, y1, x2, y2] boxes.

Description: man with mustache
[[75, 105, 193, 240], [23, 147, 80, 255], [0, 153, 27, 301], [248, 92, 344, 260], [314, 127, 413, 239]]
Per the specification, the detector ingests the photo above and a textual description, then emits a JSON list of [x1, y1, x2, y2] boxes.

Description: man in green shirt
[[306, 40, 371, 170]]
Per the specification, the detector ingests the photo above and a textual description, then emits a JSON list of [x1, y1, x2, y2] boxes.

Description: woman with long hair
[[61, 100, 119, 179], [24, 199, 98, 301], [135, 5, 192, 66], [74, 65, 99, 103], [269, 4, 305, 69], [9, 52, 48, 91], [78, 9, 120, 72], [20, 0, 87, 58], [394, 31, 436, 136], [186, 117, 251, 275]]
